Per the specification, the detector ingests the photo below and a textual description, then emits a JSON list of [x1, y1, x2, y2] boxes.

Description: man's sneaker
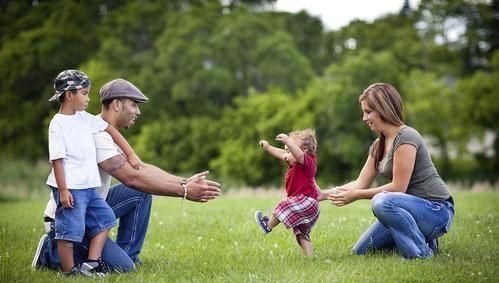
[[254, 211, 272, 234], [428, 238, 439, 254], [79, 258, 110, 277], [31, 233, 48, 269]]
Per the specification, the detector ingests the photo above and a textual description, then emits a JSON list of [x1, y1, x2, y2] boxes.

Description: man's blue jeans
[[38, 184, 152, 271], [352, 192, 454, 259]]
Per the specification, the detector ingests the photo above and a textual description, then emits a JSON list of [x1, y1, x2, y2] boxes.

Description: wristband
[[180, 178, 187, 185], [182, 183, 188, 200]]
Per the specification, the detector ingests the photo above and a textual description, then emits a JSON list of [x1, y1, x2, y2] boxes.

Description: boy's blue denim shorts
[[50, 186, 117, 242]]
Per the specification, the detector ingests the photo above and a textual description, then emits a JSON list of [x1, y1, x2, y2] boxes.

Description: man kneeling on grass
[[32, 78, 221, 273]]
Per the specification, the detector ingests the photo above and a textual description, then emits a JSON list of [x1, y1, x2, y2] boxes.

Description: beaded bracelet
[[182, 183, 188, 200]]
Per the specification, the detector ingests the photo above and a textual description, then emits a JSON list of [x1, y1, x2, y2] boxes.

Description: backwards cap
[[49, 70, 91, 102]]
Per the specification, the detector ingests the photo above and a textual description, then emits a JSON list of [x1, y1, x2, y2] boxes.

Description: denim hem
[[404, 249, 434, 259], [87, 221, 117, 238], [54, 235, 83, 243]]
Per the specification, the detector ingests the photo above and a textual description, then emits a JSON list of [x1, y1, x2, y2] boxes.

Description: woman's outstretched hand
[[328, 188, 357, 207]]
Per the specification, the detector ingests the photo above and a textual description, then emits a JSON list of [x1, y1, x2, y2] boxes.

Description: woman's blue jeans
[[39, 184, 152, 272], [352, 192, 454, 259]]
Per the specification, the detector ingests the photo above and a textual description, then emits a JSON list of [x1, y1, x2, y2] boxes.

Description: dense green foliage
[[1, 0, 498, 186], [1, 191, 498, 282]]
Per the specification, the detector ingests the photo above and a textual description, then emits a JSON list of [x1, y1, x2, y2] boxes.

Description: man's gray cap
[[99, 78, 149, 103], [49, 70, 91, 102]]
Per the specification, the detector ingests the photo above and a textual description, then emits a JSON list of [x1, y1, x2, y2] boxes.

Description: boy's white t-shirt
[[45, 115, 121, 220], [45, 111, 108, 189]]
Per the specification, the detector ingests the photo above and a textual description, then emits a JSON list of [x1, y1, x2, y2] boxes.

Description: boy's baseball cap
[[99, 78, 149, 103], [49, 70, 91, 102]]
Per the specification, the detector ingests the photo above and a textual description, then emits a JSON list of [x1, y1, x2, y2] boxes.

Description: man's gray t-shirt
[[370, 126, 450, 200]]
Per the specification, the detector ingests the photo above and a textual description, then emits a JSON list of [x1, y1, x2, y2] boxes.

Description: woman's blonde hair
[[359, 83, 405, 170], [359, 83, 404, 126], [289, 128, 317, 154]]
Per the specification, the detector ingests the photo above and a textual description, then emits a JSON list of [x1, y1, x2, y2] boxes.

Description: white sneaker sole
[[80, 265, 106, 278], [254, 211, 269, 234], [32, 234, 48, 269]]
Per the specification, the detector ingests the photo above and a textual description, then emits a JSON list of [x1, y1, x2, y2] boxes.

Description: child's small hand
[[60, 190, 74, 208], [259, 140, 269, 149], [275, 133, 290, 144], [128, 153, 142, 170]]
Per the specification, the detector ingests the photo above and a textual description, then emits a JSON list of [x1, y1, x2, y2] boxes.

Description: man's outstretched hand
[[185, 171, 221, 202]]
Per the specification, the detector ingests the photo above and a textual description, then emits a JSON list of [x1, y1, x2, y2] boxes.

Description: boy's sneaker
[[63, 265, 80, 277], [79, 258, 110, 277], [31, 233, 48, 269], [254, 211, 272, 234]]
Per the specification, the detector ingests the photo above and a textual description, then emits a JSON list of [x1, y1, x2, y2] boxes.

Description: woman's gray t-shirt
[[370, 126, 450, 200]]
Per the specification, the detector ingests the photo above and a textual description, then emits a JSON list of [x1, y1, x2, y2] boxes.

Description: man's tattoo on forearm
[[106, 155, 127, 174]]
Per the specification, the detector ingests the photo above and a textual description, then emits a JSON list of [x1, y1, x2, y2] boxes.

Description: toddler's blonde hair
[[289, 128, 317, 154]]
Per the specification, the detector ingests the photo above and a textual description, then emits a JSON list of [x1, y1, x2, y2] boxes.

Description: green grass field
[[1, 190, 497, 282]]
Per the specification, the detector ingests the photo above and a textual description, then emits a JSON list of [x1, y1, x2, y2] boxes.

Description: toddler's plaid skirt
[[273, 194, 320, 241]]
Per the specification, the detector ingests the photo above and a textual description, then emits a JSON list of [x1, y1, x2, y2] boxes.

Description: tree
[[263, 10, 326, 74], [249, 31, 314, 93], [132, 115, 220, 175], [328, 14, 423, 72], [400, 70, 457, 177], [416, 0, 497, 74], [0, 0, 106, 159], [211, 89, 316, 186], [455, 50, 499, 178], [145, 1, 224, 117], [311, 50, 403, 184]]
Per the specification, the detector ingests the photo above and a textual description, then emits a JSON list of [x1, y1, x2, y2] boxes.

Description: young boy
[[46, 70, 140, 277], [255, 129, 320, 256]]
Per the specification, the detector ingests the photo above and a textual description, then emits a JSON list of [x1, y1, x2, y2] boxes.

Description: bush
[[0, 159, 51, 201]]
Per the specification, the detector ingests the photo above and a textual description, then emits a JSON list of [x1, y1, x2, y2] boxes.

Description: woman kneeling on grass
[[320, 83, 455, 259]]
